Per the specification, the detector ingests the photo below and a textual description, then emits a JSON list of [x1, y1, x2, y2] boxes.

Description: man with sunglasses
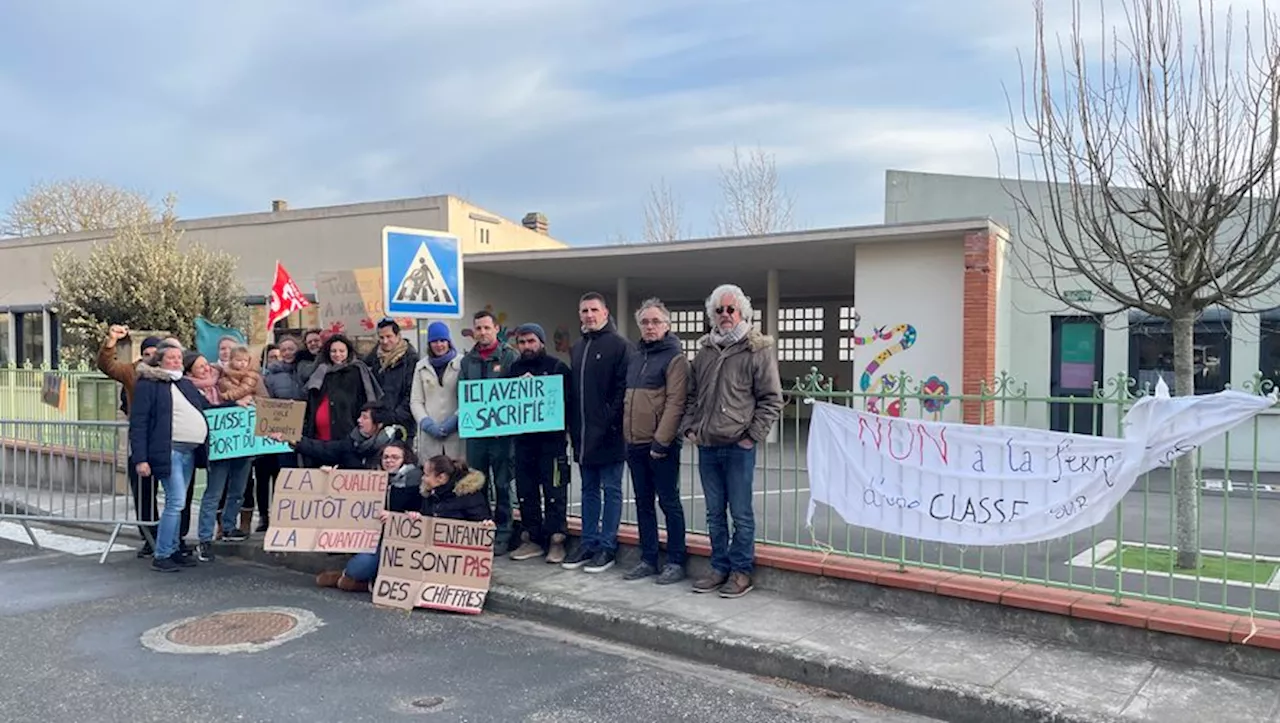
[[680, 284, 783, 599]]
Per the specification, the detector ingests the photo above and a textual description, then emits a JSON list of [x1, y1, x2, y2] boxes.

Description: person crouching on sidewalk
[[316, 440, 424, 592]]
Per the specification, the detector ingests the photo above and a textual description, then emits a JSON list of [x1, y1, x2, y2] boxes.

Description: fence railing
[[4, 364, 1279, 619], [0, 364, 121, 430], [653, 368, 1279, 621]]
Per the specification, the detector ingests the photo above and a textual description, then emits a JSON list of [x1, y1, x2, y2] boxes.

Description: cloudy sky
[[0, 0, 1225, 245]]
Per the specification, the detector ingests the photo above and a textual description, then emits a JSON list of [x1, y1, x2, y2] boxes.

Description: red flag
[[268, 261, 310, 331]]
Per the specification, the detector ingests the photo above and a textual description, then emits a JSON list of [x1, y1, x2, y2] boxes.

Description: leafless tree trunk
[[713, 145, 795, 236], [1008, 0, 1280, 569], [643, 178, 686, 243], [3, 179, 157, 237]]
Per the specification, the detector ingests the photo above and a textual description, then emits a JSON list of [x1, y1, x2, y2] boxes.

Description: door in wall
[[1049, 316, 1103, 435]]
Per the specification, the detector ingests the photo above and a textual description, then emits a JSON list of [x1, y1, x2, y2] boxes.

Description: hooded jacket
[[364, 339, 420, 440], [128, 364, 211, 478], [420, 470, 492, 522], [262, 361, 304, 401], [218, 365, 262, 403], [623, 332, 690, 455], [680, 328, 784, 448], [567, 318, 632, 466], [508, 350, 571, 452]]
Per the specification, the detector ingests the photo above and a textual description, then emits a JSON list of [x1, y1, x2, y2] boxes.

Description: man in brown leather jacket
[[680, 284, 783, 599]]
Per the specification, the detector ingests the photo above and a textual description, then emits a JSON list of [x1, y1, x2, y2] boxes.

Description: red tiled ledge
[[567, 518, 1280, 651]]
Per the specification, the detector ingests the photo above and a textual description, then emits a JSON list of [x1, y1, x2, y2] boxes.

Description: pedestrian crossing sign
[[382, 226, 464, 319]]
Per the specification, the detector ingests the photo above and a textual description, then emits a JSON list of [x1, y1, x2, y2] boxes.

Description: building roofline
[[467, 217, 1008, 264], [0, 194, 456, 249]]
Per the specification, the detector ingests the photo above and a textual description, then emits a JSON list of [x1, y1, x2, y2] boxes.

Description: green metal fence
[[741, 368, 1280, 621], [3, 361, 1279, 619]]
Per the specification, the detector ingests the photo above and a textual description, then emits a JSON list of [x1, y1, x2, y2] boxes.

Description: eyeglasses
[[715, 306, 737, 315], [638, 319, 667, 327]]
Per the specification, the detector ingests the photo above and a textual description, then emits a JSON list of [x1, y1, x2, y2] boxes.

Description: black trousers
[[180, 469, 196, 541], [248, 455, 279, 519], [128, 464, 158, 546], [513, 438, 569, 548]]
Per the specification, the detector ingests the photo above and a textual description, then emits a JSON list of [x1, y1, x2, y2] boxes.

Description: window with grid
[[838, 306, 859, 332], [777, 336, 823, 362], [779, 306, 825, 333]]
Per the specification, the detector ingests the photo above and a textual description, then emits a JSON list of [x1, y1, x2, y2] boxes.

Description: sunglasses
[[715, 306, 737, 315]]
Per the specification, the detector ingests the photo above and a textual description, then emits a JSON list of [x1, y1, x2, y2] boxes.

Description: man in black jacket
[[365, 319, 419, 442], [563, 292, 632, 573], [506, 323, 572, 564]]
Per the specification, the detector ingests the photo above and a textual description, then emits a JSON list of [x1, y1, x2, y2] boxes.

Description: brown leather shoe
[[336, 574, 369, 593], [691, 571, 728, 594], [545, 533, 567, 564], [315, 570, 343, 588], [718, 572, 753, 599]]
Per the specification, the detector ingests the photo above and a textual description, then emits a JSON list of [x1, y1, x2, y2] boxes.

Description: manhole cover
[[141, 606, 322, 655]]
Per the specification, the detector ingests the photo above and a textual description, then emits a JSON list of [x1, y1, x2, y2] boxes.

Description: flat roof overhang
[[466, 217, 1006, 302]]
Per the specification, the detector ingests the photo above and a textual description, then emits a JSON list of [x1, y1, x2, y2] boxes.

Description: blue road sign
[[382, 226, 463, 319]]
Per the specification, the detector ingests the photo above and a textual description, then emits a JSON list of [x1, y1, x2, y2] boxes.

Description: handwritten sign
[[458, 375, 564, 438], [206, 406, 293, 461], [253, 398, 307, 442], [806, 386, 1274, 546], [372, 512, 494, 614], [264, 467, 388, 553], [315, 268, 414, 336]]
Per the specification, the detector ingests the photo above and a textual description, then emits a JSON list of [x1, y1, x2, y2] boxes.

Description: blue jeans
[[199, 456, 251, 542], [345, 551, 380, 582], [156, 446, 195, 559], [698, 444, 757, 575], [626, 444, 686, 567], [579, 462, 624, 553]]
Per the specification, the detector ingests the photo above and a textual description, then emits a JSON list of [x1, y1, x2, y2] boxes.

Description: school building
[[1, 171, 1275, 469]]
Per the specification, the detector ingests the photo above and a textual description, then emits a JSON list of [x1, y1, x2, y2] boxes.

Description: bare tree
[[713, 145, 795, 236], [1009, 0, 1280, 568], [643, 178, 686, 243], [3, 179, 158, 237]]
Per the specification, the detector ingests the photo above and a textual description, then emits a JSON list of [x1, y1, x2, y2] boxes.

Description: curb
[[217, 541, 1120, 723]]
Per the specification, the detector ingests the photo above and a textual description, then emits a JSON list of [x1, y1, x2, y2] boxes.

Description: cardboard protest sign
[[315, 268, 415, 336], [253, 398, 307, 441], [458, 375, 565, 438], [372, 512, 494, 614], [206, 406, 293, 461], [265, 467, 388, 553], [40, 373, 66, 412]]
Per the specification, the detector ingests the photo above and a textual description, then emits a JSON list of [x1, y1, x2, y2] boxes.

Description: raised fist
[[108, 325, 129, 340]]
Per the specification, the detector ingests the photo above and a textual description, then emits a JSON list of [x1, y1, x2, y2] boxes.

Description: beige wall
[[0, 195, 567, 308]]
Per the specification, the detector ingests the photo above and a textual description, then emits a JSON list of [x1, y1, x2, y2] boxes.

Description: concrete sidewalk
[[220, 537, 1279, 723], [483, 558, 1280, 723]]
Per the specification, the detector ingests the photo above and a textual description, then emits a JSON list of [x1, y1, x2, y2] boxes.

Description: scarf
[[429, 346, 457, 384], [376, 339, 410, 371], [188, 371, 222, 404], [306, 358, 382, 403], [710, 321, 751, 349], [476, 340, 499, 361]]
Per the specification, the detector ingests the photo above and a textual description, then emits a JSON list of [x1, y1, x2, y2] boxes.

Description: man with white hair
[[680, 283, 783, 598]]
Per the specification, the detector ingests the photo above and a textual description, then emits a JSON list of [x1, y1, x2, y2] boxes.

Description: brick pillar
[[962, 231, 998, 424]]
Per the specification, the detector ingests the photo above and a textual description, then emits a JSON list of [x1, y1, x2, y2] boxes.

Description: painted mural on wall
[[851, 320, 952, 419], [461, 304, 572, 354]]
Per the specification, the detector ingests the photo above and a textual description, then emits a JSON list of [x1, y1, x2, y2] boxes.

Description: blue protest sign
[[382, 226, 463, 319], [458, 376, 565, 438], [206, 405, 293, 461]]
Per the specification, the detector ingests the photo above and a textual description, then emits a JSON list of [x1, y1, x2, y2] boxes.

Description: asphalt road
[[0, 534, 934, 723]]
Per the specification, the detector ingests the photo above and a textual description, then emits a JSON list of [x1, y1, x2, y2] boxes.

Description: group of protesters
[[102, 282, 783, 600]]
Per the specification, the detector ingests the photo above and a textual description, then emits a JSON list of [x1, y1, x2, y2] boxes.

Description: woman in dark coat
[[302, 334, 381, 457], [128, 342, 210, 572]]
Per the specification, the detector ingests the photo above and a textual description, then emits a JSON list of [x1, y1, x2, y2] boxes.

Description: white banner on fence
[[806, 381, 1275, 546]]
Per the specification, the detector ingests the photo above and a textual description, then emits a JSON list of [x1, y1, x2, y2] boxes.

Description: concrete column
[[3, 312, 14, 365], [616, 277, 630, 338], [766, 269, 780, 335], [42, 309, 53, 368]]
